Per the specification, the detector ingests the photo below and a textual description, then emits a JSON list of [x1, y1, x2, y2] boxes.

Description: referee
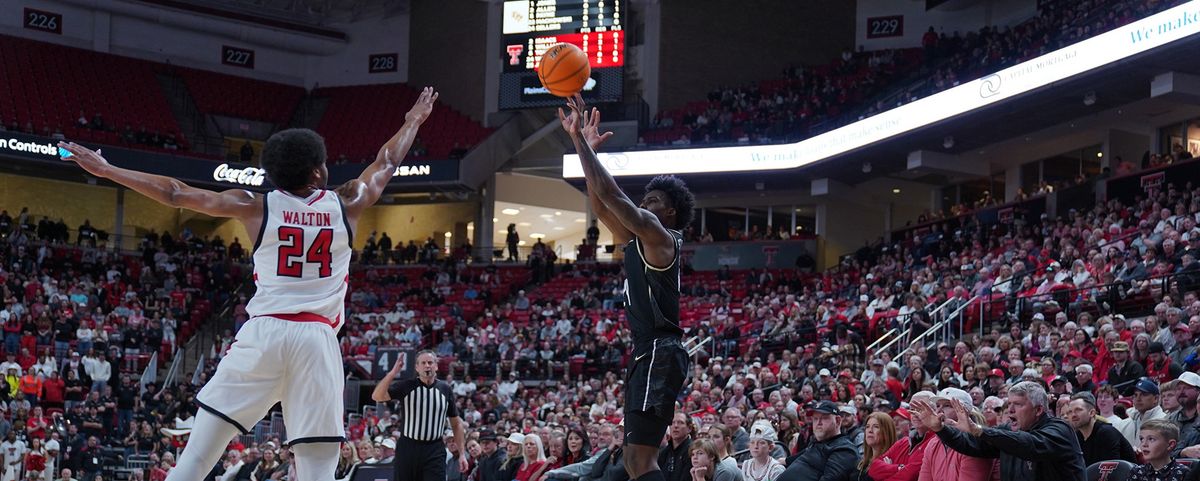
[[372, 350, 468, 481]]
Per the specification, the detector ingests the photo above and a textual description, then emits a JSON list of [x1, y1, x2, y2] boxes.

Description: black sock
[[636, 470, 666, 481]]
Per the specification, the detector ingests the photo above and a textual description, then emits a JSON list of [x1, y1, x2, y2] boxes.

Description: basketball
[[538, 43, 591, 97]]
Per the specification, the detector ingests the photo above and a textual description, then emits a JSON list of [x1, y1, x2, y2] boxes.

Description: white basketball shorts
[[196, 315, 345, 445]]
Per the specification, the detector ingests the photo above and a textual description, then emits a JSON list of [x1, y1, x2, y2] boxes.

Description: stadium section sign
[[563, 0, 1200, 178]]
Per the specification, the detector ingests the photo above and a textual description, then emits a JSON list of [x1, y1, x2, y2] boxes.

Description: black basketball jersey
[[622, 230, 684, 344]]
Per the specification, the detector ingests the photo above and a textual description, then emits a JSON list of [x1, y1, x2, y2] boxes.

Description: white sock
[[291, 442, 340, 481], [165, 411, 239, 481]]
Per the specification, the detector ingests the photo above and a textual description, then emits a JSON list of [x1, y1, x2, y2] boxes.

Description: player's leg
[[183, 318, 285, 481], [163, 410, 241, 481], [624, 444, 664, 480], [290, 443, 339, 481], [622, 409, 669, 481], [280, 323, 346, 444], [626, 340, 690, 481]]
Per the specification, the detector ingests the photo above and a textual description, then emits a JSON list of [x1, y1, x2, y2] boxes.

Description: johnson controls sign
[[0, 138, 59, 156], [212, 163, 266, 186], [0, 131, 461, 189], [563, 0, 1200, 178]]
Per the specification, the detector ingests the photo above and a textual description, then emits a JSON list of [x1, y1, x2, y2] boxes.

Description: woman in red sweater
[[514, 434, 546, 481]]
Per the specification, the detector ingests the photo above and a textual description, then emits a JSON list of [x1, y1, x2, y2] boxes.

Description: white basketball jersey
[[245, 189, 353, 331]]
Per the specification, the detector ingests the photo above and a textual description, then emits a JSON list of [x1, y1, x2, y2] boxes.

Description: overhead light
[[443, 232, 452, 238], [518, 222, 531, 226], [575, 218, 586, 223], [501, 208, 520, 215], [540, 214, 554, 219], [892, 188, 901, 194], [862, 162, 872, 173], [943, 136, 955, 149], [492, 217, 499, 222], [518, 240, 526, 246], [1083, 91, 1096, 106], [530, 233, 545, 239], [553, 227, 564, 230], [554, 211, 562, 215], [1096, 152, 1104, 158]]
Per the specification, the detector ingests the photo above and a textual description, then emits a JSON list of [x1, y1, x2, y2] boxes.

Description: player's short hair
[[416, 349, 438, 362], [1141, 419, 1179, 441], [645, 175, 695, 230], [261, 128, 327, 191]]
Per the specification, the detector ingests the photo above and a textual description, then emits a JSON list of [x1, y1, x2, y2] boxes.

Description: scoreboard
[[499, 0, 625, 110]]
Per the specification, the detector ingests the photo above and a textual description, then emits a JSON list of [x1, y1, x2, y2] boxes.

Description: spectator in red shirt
[[41, 371, 64, 409], [16, 348, 35, 372], [26, 406, 50, 440]]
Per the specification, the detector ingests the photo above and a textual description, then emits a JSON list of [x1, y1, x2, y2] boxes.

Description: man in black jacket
[[472, 431, 507, 481], [1065, 392, 1136, 466], [778, 401, 859, 481], [657, 413, 693, 481], [1106, 342, 1145, 396], [913, 381, 1085, 481]]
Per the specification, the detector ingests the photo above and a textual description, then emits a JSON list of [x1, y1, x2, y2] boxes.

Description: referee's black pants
[[395, 437, 446, 481]]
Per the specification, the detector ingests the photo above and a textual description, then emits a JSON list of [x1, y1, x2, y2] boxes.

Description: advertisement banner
[[0, 132, 460, 189], [681, 239, 818, 271]]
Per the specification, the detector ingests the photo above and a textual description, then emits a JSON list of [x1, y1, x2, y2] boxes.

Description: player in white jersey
[[58, 87, 442, 481]]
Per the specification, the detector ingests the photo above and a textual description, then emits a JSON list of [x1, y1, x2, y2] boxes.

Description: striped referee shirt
[[387, 378, 459, 441]]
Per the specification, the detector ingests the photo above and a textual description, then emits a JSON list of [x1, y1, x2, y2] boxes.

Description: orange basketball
[[538, 43, 591, 97]]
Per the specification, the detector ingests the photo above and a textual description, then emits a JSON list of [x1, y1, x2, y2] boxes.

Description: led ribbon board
[[563, 0, 1200, 178]]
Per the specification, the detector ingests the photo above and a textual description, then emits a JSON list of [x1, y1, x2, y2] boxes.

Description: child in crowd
[[1130, 419, 1189, 481]]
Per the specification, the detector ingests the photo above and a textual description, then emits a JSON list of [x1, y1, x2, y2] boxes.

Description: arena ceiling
[[164, 0, 408, 26]]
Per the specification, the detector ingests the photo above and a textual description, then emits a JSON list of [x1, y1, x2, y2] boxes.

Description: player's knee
[[623, 447, 656, 474]]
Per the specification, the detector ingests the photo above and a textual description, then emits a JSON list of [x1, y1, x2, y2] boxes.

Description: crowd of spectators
[[639, 0, 1186, 150], [294, 172, 1200, 481], [0, 209, 249, 481], [3, 182, 1195, 481]]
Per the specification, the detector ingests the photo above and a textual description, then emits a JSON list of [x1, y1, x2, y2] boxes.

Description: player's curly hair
[[645, 175, 695, 230], [261, 128, 327, 191]]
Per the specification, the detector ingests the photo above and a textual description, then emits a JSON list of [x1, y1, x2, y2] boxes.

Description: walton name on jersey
[[282, 211, 333, 227]]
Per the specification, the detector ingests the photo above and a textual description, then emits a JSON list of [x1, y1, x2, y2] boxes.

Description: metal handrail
[[866, 328, 899, 352], [896, 320, 946, 361], [895, 295, 979, 360], [946, 295, 979, 342], [876, 327, 912, 356]]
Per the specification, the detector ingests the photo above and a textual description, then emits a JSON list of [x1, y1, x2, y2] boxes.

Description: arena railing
[[973, 268, 1198, 335], [866, 296, 958, 354]]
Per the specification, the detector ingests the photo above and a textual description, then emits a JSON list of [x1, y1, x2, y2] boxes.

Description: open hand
[[405, 87, 439, 124], [557, 95, 585, 139], [910, 400, 944, 432], [58, 142, 111, 179], [577, 97, 613, 150], [948, 399, 982, 436]]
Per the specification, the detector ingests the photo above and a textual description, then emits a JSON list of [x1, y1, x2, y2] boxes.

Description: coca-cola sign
[[212, 163, 266, 186]]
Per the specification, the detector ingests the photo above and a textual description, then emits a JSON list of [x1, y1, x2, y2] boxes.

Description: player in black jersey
[[560, 96, 694, 481]]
